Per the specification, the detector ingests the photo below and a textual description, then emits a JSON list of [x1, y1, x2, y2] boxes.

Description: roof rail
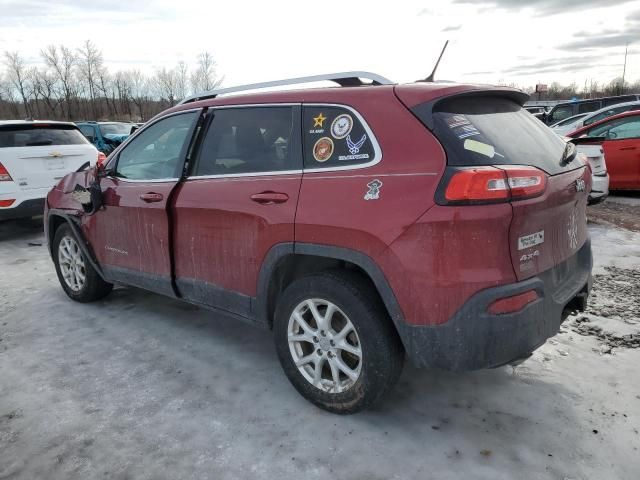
[[178, 71, 394, 105]]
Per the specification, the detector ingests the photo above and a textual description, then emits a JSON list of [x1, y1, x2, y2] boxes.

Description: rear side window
[[303, 106, 376, 169], [602, 95, 637, 107], [194, 106, 299, 176], [0, 124, 89, 148], [421, 96, 578, 175], [78, 125, 96, 140]]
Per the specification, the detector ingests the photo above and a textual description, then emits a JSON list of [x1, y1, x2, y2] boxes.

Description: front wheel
[[273, 271, 404, 414], [53, 223, 113, 302]]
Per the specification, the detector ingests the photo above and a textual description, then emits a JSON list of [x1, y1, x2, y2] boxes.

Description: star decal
[[313, 112, 326, 128]]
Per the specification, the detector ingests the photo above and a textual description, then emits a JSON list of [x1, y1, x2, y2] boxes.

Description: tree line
[[519, 77, 640, 101], [2, 40, 639, 121], [0, 40, 223, 122]]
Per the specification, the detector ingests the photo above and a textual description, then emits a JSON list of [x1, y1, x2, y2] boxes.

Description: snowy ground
[[1, 207, 639, 480]]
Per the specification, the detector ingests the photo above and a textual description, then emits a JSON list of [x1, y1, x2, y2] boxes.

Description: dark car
[[546, 94, 640, 125], [76, 121, 135, 155], [44, 72, 592, 413]]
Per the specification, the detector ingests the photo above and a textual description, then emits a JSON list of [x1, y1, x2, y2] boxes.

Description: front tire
[[53, 223, 113, 302], [273, 271, 404, 414]]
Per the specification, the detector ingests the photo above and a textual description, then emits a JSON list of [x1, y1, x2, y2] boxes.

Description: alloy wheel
[[58, 235, 86, 292], [287, 299, 363, 393]]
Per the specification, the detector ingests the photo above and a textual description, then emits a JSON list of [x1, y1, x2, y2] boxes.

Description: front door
[[83, 110, 201, 296], [587, 115, 640, 189], [172, 105, 302, 317]]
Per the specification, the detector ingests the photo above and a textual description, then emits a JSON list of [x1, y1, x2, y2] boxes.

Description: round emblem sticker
[[313, 137, 334, 162], [331, 114, 353, 139]]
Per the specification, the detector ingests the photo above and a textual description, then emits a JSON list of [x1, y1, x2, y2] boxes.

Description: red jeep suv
[[44, 72, 592, 413]]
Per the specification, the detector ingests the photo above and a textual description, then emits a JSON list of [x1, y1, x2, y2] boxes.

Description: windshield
[[100, 123, 132, 135], [423, 96, 582, 175], [0, 124, 89, 148]]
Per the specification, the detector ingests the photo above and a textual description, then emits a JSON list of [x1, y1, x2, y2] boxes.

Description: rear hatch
[[398, 88, 590, 281], [0, 123, 97, 190]]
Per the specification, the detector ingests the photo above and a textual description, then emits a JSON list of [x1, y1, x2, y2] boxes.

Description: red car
[[44, 73, 592, 413], [568, 110, 640, 190]]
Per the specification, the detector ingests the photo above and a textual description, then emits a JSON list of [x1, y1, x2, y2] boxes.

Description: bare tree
[[42, 45, 78, 119], [77, 40, 103, 118], [190, 51, 223, 94], [128, 69, 150, 121], [175, 61, 189, 100], [0, 72, 21, 117], [114, 70, 133, 119], [155, 67, 178, 107], [3, 51, 32, 117]]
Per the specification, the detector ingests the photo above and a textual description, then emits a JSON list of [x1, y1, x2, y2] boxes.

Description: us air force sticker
[[364, 179, 382, 200]]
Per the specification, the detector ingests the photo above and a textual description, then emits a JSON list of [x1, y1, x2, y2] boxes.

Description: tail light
[[0, 162, 13, 182], [440, 165, 547, 205], [97, 151, 107, 166], [488, 289, 539, 315], [0, 199, 15, 207]]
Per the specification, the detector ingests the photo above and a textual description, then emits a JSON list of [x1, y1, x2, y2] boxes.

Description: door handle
[[250, 192, 289, 204], [620, 146, 637, 151], [139, 192, 164, 203]]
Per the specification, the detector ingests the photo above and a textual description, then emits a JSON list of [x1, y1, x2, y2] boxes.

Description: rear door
[[586, 115, 640, 189], [405, 93, 590, 281], [172, 105, 302, 316], [85, 110, 201, 296], [0, 123, 97, 190]]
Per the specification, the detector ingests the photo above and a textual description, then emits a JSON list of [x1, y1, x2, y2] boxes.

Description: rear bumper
[[397, 239, 592, 370], [0, 198, 46, 221]]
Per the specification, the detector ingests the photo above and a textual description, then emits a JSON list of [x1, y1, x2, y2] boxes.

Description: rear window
[[0, 124, 89, 148], [100, 123, 132, 135], [422, 96, 580, 175]]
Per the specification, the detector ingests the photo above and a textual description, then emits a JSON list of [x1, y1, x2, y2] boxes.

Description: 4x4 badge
[[364, 179, 382, 200]]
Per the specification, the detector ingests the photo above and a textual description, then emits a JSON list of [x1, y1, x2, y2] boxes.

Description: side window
[[194, 106, 298, 176], [608, 118, 640, 140], [79, 125, 95, 142], [303, 106, 377, 169], [549, 105, 573, 124], [578, 101, 600, 114], [115, 111, 198, 180], [588, 117, 640, 140]]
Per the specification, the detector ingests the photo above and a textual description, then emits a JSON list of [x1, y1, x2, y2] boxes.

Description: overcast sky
[[1, 0, 638, 89]]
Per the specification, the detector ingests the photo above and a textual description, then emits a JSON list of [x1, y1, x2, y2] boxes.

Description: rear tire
[[273, 270, 404, 414], [53, 223, 113, 302]]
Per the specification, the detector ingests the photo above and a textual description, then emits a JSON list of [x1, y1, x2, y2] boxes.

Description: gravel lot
[[1, 202, 639, 480]]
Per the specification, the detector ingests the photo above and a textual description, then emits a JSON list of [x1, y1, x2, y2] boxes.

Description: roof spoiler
[[410, 88, 530, 130]]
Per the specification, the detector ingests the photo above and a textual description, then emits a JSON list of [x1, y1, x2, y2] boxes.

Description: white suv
[[0, 121, 102, 221]]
